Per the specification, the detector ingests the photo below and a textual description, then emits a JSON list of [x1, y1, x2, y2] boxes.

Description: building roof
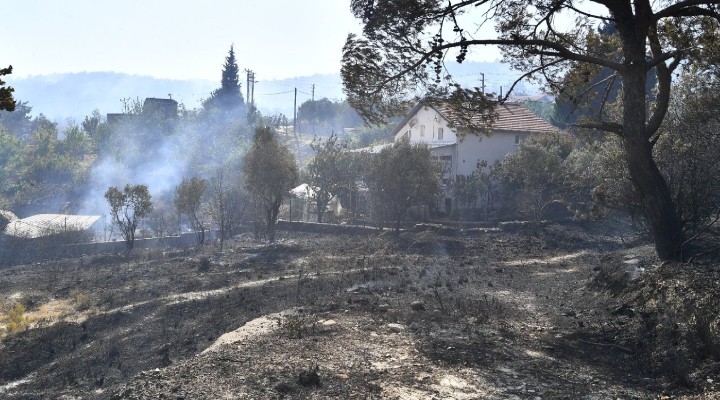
[[434, 102, 557, 133], [391, 100, 557, 137], [4, 214, 101, 239]]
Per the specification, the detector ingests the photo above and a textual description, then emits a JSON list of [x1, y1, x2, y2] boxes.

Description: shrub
[[6, 303, 29, 335]]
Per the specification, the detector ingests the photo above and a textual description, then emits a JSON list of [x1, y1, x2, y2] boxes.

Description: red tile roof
[[433, 102, 556, 133]]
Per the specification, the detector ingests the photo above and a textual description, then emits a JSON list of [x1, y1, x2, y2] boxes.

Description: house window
[[438, 127, 444, 141], [420, 125, 425, 137], [404, 129, 411, 140]]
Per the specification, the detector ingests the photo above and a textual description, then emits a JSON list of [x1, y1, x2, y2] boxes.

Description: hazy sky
[[2, 0, 369, 81]]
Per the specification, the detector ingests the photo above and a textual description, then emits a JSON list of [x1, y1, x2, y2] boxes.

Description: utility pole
[[251, 72, 256, 106], [293, 87, 297, 134], [245, 69, 251, 103], [480, 73, 485, 95], [293, 87, 301, 163], [311, 84, 316, 135]]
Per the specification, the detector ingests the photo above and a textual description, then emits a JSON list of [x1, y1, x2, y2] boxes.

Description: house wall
[[393, 106, 458, 144], [455, 130, 531, 175]]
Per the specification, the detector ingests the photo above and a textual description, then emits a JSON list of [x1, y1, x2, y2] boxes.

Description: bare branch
[[435, 38, 625, 71], [653, 0, 720, 21]]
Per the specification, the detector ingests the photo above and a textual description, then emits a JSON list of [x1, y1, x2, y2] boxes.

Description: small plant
[[6, 303, 29, 335], [277, 313, 317, 339]]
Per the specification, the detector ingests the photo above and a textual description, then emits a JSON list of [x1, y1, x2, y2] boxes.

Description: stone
[[387, 323, 405, 333], [411, 301, 426, 311]]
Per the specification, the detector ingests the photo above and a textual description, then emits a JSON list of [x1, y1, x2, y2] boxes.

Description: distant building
[[142, 98, 178, 119]]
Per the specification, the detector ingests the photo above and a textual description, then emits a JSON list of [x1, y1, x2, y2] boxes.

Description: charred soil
[[1, 222, 719, 399]]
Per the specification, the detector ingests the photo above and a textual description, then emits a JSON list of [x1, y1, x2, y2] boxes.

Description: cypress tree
[[209, 46, 245, 112]]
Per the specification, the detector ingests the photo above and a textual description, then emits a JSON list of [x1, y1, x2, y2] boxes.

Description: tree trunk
[[622, 66, 684, 261], [317, 199, 325, 223], [266, 206, 276, 243]]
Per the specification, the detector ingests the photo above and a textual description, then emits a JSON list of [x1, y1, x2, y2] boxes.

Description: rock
[[410, 301, 426, 311], [323, 302, 339, 312], [321, 319, 337, 328], [378, 303, 391, 312], [387, 323, 405, 333]]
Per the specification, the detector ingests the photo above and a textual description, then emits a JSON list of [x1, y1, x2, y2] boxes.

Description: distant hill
[[6, 62, 541, 123]]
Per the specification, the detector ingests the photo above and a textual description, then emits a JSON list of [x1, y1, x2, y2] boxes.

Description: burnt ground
[[0, 222, 719, 399]]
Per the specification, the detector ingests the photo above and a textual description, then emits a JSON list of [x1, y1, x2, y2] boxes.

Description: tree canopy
[[243, 126, 299, 242], [342, 0, 720, 260], [207, 46, 245, 112], [305, 133, 355, 223], [105, 184, 153, 255], [174, 177, 208, 245], [365, 138, 440, 232], [0, 65, 16, 112]]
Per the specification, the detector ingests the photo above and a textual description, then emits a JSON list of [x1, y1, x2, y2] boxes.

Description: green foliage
[[0, 65, 16, 112], [343, 122, 394, 149], [365, 138, 441, 232], [0, 126, 22, 195], [60, 123, 92, 158], [306, 134, 356, 223], [565, 138, 638, 219], [22, 123, 77, 184], [243, 126, 299, 241], [297, 98, 363, 128], [0, 100, 33, 139], [654, 72, 720, 236], [206, 45, 245, 113], [500, 132, 574, 220], [174, 177, 208, 245], [105, 184, 153, 255], [452, 160, 501, 220]]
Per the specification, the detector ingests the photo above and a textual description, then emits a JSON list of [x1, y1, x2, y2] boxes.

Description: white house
[[389, 100, 557, 213], [392, 101, 556, 174]]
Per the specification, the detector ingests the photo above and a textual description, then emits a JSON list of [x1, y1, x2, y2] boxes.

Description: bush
[[5, 303, 29, 335]]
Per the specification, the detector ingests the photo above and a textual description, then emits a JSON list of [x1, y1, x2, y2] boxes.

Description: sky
[[1, 0, 510, 83], [2, 0, 367, 81]]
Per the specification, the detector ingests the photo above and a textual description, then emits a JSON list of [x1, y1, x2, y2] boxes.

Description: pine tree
[[0, 65, 16, 112], [208, 46, 245, 112]]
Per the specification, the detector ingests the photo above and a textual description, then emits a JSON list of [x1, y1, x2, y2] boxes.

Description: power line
[[257, 90, 294, 96]]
